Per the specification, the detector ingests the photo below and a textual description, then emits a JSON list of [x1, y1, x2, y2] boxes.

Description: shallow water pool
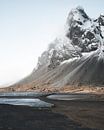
[[0, 98, 54, 108], [47, 94, 89, 100]]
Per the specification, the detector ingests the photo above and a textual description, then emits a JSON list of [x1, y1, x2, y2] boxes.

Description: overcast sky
[[0, 0, 104, 87]]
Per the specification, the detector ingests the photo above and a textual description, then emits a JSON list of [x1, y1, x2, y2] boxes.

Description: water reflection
[[0, 92, 46, 97], [47, 94, 89, 100], [0, 98, 54, 108]]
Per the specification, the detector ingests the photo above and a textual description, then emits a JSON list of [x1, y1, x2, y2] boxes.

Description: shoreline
[[0, 104, 95, 130], [40, 94, 104, 130], [0, 93, 103, 130], [0, 85, 104, 94]]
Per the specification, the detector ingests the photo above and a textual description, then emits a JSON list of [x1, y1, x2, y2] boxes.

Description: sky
[[0, 0, 104, 87]]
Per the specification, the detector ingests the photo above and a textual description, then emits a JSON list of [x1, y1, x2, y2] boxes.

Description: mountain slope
[[5, 6, 104, 91]]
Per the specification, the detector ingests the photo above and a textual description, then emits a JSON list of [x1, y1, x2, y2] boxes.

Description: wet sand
[[40, 94, 104, 130], [0, 104, 95, 130], [0, 93, 103, 130]]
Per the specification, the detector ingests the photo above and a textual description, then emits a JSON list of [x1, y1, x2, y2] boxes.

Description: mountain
[[2, 6, 104, 92], [36, 6, 104, 70]]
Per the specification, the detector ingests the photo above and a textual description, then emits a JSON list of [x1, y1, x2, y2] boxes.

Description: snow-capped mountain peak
[[36, 6, 104, 70], [66, 6, 90, 27]]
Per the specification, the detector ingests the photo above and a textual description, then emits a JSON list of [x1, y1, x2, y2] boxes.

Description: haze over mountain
[[2, 6, 104, 91]]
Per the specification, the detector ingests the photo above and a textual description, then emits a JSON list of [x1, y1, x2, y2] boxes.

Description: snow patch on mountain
[[35, 6, 104, 71]]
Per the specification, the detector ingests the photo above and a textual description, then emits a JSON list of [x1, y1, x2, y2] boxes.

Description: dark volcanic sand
[[0, 94, 103, 130], [40, 95, 104, 130], [0, 104, 95, 130]]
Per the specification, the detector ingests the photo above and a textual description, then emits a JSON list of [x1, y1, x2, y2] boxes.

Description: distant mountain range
[[1, 6, 104, 92]]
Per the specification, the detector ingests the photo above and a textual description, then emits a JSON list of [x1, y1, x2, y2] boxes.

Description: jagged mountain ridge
[[36, 6, 104, 70], [10, 6, 104, 90]]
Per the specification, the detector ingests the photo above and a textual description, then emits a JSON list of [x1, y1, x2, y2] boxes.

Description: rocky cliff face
[[36, 6, 104, 70], [9, 6, 104, 90], [66, 7, 102, 52], [36, 38, 79, 70]]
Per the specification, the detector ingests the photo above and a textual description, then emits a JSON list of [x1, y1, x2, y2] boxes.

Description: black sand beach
[[40, 94, 104, 130], [0, 94, 103, 130], [0, 104, 94, 130]]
